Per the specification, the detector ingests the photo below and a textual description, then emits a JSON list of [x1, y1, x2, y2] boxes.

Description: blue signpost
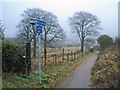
[[36, 19, 46, 85], [30, 18, 46, 85], [38, 32, 41, 84]]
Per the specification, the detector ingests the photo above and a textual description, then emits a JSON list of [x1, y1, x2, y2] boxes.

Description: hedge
[[2, 41, 26, 74]]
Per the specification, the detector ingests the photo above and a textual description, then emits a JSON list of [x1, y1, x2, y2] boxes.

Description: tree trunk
[[81, 25, 84, 57], [81, 37, 84, 57], [33, 25, 36, 58], [62, 48, 64, 62], [26, 43, 31, 75], [27, 32, 29, 43], [34, 35, 36, 58], [26, 27, 29, 43], [44, 44, 47, 65], [44, 30, 47, 66]]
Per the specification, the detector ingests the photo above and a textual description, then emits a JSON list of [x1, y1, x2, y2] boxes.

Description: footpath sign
[[30, 18, 46, 85]]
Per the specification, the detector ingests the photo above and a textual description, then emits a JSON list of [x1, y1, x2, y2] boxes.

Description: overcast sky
[[1, 0, 119, 42]]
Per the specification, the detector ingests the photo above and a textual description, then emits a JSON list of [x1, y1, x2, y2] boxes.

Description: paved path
[[60, 52, 99, 88]]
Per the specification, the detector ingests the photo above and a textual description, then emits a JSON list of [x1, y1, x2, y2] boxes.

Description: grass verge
[[90, 45, 119, 88], [2, 52, 94, 88]]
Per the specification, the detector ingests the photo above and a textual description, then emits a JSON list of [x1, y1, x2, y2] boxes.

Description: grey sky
[[1, 0, 119, 41]]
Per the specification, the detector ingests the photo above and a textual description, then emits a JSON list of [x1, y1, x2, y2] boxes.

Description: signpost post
[[38, 32, 41, 84], [30, 18, 46, 85]]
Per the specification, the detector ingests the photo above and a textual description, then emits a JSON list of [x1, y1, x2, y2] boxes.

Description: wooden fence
[[40, 48, 89, 68]]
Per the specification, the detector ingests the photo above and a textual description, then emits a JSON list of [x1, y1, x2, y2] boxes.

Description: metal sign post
[[30, 18, 46, 85], [38, 33, 41, 84], [36, 25, 42, 85]]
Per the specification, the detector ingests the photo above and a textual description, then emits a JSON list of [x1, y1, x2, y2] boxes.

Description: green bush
[[97, 35, 113, 50], [2, 41, 26, 73]]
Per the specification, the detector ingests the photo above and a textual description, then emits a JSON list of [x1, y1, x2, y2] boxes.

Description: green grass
[[2, 52, 94, 88]]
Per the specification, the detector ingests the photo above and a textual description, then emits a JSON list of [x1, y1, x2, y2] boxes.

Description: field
[[31, 46, 87, 70], [32, 46, 81, 57], [91, 45, 120, 88]]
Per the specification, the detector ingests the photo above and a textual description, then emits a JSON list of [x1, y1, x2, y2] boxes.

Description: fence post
[[67, 53, 69, 62], [76, 52, 77, 59], [58, 55, 61, 64], [52, 55, 54, 65], [41, 57, 43, 68], [62, 48, 64, 63], [26, 43, 31, 75], [55, 54, 57, 65], [71, 51, 73, 61], [74, 52, 76, 60]]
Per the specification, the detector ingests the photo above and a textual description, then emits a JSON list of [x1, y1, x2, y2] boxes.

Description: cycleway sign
[[36, 26, 42, 33], [30, 18, 46, 85]]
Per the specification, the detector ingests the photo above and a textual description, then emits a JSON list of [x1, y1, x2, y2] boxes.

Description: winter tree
[[16, 8, 66, 64], [68, 11, 101, 56]]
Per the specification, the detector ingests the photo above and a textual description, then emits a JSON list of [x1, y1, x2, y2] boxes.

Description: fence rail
[[40, 49, 89, 68], [32, 48, 89, 71]]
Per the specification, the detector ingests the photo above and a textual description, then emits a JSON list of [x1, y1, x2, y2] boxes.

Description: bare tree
[[16, 20, 33, 45], [41, 12, 66, 65], [16, 8, 40, 57], [16, 8, 66, 64], [68, 11, 101, 56]]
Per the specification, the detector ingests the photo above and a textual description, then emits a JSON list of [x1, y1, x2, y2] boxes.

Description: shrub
[[2, 41, 26, 73]]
